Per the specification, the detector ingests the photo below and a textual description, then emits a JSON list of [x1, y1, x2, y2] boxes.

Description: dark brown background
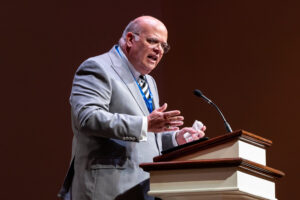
[[1, 0, 299, 199]]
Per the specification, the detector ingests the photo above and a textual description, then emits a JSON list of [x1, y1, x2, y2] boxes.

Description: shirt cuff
[[139, 116, 148, 142], [171, 131, 179, 146]]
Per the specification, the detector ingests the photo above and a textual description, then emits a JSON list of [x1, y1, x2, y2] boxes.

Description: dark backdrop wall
[[1, 0, 299, 199]]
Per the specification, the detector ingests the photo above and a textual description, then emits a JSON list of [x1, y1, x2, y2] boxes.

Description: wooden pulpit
[[140, 130, 285, 200]]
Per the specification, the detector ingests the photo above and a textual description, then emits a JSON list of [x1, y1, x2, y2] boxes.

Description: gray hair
[[118, 20, 141, 46]]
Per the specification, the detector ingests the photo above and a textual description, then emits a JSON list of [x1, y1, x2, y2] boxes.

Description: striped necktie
[[138, 75, 150, 99]]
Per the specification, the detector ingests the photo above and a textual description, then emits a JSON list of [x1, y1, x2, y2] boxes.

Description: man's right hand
[[147, 103, 184, 133]]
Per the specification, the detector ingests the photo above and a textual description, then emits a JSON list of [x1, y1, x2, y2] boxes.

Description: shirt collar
[[116, 45, 141, 80]]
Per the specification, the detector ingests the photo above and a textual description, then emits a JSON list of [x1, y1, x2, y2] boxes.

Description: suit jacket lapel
[[108, 46, 149, 116]]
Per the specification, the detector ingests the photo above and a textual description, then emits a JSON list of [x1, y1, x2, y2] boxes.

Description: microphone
[[194, 89, 233, 133]]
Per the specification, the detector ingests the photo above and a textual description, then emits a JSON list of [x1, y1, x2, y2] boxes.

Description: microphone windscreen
[[194, 89, 203, 97]]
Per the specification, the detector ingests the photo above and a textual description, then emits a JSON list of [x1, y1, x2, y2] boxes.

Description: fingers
[[176, 127, 206, 145], [190, 131, 205, 141], [183, 131, 202, 143], [163, 114, 184, 130], [148, 103, 184, 133], [183, 127, 205, 137], [168, 120, 184, 126], [180, 127, 198, 134], [161, 118, 184, 131], [163, 126, 180, 132], [191, 132, 203, 140], [156, 103, 167, 112], [163, 110, 181, 119], [166, 116, 184, 121], [148, 103, 202, 134]]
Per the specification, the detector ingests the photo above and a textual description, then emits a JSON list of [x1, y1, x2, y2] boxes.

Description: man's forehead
[[139, 21, 168, 39]]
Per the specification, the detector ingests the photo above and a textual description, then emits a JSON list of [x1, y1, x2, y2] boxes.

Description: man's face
[[126, 22, 168, 75]]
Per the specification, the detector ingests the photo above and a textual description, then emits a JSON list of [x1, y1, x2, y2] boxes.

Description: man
[[59, 16, 206, 200]]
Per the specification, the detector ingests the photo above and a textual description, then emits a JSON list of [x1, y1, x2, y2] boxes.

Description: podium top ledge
[[154, 129, 272, 162], [140, 158, 285, 179]]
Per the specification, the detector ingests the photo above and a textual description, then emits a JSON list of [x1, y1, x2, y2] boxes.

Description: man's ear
[[125, 32, 134, 47]]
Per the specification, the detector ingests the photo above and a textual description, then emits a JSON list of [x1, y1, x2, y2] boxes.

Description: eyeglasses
[[133, 33, 170, 54]]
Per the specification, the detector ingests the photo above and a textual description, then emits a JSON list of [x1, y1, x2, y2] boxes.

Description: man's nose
[[153, 43, 163, 54]]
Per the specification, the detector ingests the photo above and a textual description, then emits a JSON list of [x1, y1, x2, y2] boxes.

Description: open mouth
[[147, 55, 158, 62]]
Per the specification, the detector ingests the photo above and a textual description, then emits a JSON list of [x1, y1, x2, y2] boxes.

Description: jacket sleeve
[[70, 59, 143, 142]]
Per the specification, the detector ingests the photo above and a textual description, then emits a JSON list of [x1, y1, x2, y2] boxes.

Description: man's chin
[[143, 65, 157, 74]]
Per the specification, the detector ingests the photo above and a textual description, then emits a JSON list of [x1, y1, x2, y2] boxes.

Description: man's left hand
[[176, 126, 206, 145]]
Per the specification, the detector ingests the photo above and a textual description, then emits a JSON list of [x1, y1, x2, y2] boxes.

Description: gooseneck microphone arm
[[194, 89, 233, 133]]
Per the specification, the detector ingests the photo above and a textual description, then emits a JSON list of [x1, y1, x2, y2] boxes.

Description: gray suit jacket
[[59, 46, 176, 200]]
